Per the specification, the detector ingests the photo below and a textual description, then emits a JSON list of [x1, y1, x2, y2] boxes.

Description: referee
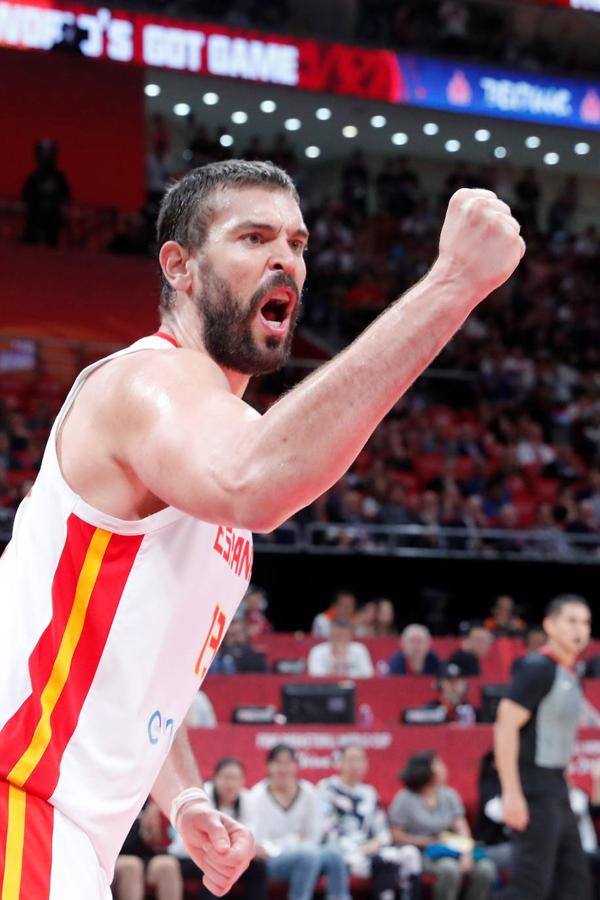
[[495, 594, 593, 900]]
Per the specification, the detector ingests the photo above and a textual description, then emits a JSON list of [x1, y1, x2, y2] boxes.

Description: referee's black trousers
[[503, 790, 592, 900]]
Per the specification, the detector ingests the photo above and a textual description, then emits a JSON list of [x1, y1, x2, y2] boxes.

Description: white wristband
[[169, 786, 210, 831]]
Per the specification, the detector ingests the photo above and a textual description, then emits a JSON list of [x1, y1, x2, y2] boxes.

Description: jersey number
[[194, 603, 226, 678]]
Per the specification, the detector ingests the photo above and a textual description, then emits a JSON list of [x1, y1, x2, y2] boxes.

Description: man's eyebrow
[[233, 220, 310, 240]]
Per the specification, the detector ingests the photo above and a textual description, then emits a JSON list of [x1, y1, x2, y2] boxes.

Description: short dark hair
[[267, 743, 297, 764], [213, 756, 246, 777], [545, 594, 590, 618], [399, 750, 437, 792], [156, 159, 299, 312]]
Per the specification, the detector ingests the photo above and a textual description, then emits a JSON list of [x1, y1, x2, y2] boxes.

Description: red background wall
[[1, 48, 145, 211]]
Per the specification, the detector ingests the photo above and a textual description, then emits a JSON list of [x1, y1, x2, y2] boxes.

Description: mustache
[[249, 272, 301, 315]]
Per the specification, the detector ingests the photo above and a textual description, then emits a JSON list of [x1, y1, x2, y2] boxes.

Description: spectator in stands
[[210, 619, 267, 673], [374, 598, 398, 637], [239, 583, 273, 638], [169, 757, 268, 899], [446, 624, 493, 676], [354, 601, 378, 637], [307, 618, 374, 678], [248, 745, 349, 900], [402, 663, 478, 725], [319, 745, 422, 900], [184, 690, 217, 728], [512, 626, 548, 674], [388, 625, 441, 676], [113, 801, 183, 900], [22, 139, 70, 247], [312, 589, 357, 638], [484, 596, 526, 637], [389, 751, 496, 900]]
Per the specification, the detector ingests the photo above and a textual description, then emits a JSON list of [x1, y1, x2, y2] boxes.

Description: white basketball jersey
[[0, 333, 253, 878]]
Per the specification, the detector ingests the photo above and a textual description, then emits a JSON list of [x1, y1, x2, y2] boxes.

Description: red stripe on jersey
[[0, 515, 97, 780], [18, 792, 54, 900], [25, 529, 144, 798], [0, 780, 9, 882], [153, 331, 179, 348]]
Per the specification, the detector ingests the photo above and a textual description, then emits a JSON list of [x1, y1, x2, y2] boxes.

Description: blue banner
[[395, 55, 600, 131]]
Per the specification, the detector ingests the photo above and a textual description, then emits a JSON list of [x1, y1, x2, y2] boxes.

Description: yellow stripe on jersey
[[1, 786, 27, 900], [7, 528, 112, 789]]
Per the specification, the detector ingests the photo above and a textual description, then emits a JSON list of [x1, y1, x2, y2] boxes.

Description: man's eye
[[290, 240, 307, 254], [243, 233, 263, 245]]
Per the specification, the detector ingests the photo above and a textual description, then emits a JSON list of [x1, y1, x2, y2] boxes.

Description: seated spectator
[[483, 595, 526, 636], [240, 583, 273, 638], [312, 589, 357, 638], [354, 600, 377, 637], [307, 618, 374, 678], [511, 626, 546, 674], [210, 620, 267, 673], [113, 801, 183, 900], [446, 624, 493, 676], [184, 690, 217, 728], [388, 624, 441, 675], [169, 757, 268, 899], [319, 745, 422, 899], [248, 744, 349, 900], [389, 751, 496, 900], [374, 597, 398, 637], [586, 653, 600, 678], [402, 663, 478, 725]]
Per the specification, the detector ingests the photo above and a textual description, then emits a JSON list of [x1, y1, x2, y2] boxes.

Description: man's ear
[[159, 241, 193, 295]]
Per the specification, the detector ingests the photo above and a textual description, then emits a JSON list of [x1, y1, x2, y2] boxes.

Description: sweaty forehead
[[207, 185, 305, 236]]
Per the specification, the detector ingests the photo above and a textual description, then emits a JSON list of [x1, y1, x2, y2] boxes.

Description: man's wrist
[[169, 786, 210, 831]]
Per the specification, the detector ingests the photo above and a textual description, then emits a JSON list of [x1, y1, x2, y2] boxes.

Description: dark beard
[[195, 265, 301, 375]]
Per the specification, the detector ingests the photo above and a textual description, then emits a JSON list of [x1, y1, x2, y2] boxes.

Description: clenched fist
[[436, 188, 526, 309], [178, 797, 255, 896]]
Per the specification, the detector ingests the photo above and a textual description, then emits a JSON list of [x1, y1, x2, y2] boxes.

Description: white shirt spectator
[[184, 690, 217, 728], [307, 640, 374, 678], [247, 779, 324, 855]]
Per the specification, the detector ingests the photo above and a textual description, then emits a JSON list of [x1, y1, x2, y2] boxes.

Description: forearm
[[239, 263, 475, 530], [494, 721, 523, 797], [392, 826, 433, 848], [150, 727, 204, 820]]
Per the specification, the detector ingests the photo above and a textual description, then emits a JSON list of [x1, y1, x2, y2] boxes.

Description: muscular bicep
[[496, 698, 531, 729], [116, 351, 262, 527]]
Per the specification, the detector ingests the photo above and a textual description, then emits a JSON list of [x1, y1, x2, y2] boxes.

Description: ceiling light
[[284, 118, 302, 131], [173, 103, 191, 117], [305, 146, 321, 159], [260, 100, 276, 113], [144, 84, 160, 98], [474, 129, 490, 142], [525, 135, 541, 149], [231, 111, 248, 124], [219, 134, 234, 148], [370, 115, 387, 128], [543, 151, 560, 165], [316, 107, 332, 120], [342, 125, 358, 138], [202, 92, 219, 106], [445, 139, 461, 152], [391, 132, 408, 145], [574, 142, 590, 155], [423, 122, 439, 135], [494, 146, 508, 159]]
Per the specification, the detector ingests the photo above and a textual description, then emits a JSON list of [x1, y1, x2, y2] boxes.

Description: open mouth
[[258, 288, 296, 333]]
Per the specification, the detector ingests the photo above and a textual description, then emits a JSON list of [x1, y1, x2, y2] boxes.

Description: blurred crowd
[[6, 130, 600, 559], [113, 742, 600, 900]]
